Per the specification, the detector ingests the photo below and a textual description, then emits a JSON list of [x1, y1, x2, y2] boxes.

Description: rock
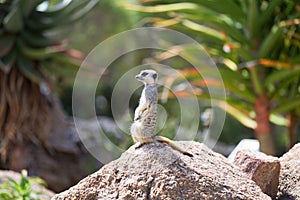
[[0, 170, 55, 199], [53, 141, 271, 200], [277, 143, 300, 200], [228, 139, 260, 161], [233, 150, 280, 199]]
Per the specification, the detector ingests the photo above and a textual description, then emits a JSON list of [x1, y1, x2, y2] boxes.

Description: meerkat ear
[[152, 73, 157, 79]]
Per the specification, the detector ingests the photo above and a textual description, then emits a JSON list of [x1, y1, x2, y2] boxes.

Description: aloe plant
[[124, 0, 300, 155], [0, 0, 97, 163]]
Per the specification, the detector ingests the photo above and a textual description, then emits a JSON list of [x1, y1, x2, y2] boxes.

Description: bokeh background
[[0, 0, 299, 194]]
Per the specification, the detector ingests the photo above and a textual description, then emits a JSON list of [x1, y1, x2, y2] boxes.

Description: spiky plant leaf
[[3, 6, 23, 33], [0, 49, 16, 73], [125, 0, 300, 153], [0, 0, 98, 160], [0, 33, 15, 57]]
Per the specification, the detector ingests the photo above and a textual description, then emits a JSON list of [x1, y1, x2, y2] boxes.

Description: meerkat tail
[[155, 136, 193, 157]]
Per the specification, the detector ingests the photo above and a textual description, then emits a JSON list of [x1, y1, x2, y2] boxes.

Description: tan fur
[[131, 69, 193, 157], [155, 136, 193, 157]]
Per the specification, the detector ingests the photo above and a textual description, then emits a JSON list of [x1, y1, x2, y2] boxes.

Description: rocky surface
[[277, 143, 300, 200], [53, 141, 270, 200], [233, 150, 280, 199], [0, 170, 54, 199]]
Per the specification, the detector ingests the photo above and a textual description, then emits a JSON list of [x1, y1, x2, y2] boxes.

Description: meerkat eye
[[152, 74, 157, 79], [141, 72, 148, 76]]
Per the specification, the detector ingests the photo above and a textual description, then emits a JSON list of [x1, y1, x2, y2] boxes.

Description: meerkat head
[[135, 69, 158, 85]]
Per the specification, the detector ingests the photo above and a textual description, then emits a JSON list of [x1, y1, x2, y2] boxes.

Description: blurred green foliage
[[0, 0, 98, 82], [0, 170, 47, 200], [56, 0, 136, 116], [58, 1, 255, 154], [54, 0, 299, 155], [123, 0, 300, 155]]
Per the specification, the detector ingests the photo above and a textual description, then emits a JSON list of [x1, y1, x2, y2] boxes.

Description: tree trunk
[[0, 68, 101, 192], [287, 113, 296, 150], [254, 93, 276, 155], [0, 67, 52, 159]]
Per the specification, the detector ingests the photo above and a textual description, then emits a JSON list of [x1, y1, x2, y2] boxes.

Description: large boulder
[[277, 143, 300, 200], [53, 141, 270, 200], [233, 150, 280, 199]]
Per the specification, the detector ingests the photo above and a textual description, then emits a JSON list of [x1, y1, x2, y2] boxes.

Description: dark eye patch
[[152, 73, 157, 79], [141, 72, 148, 76]]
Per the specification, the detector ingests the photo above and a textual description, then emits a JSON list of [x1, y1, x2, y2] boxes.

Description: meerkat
[[130, 69, 193, 157]]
